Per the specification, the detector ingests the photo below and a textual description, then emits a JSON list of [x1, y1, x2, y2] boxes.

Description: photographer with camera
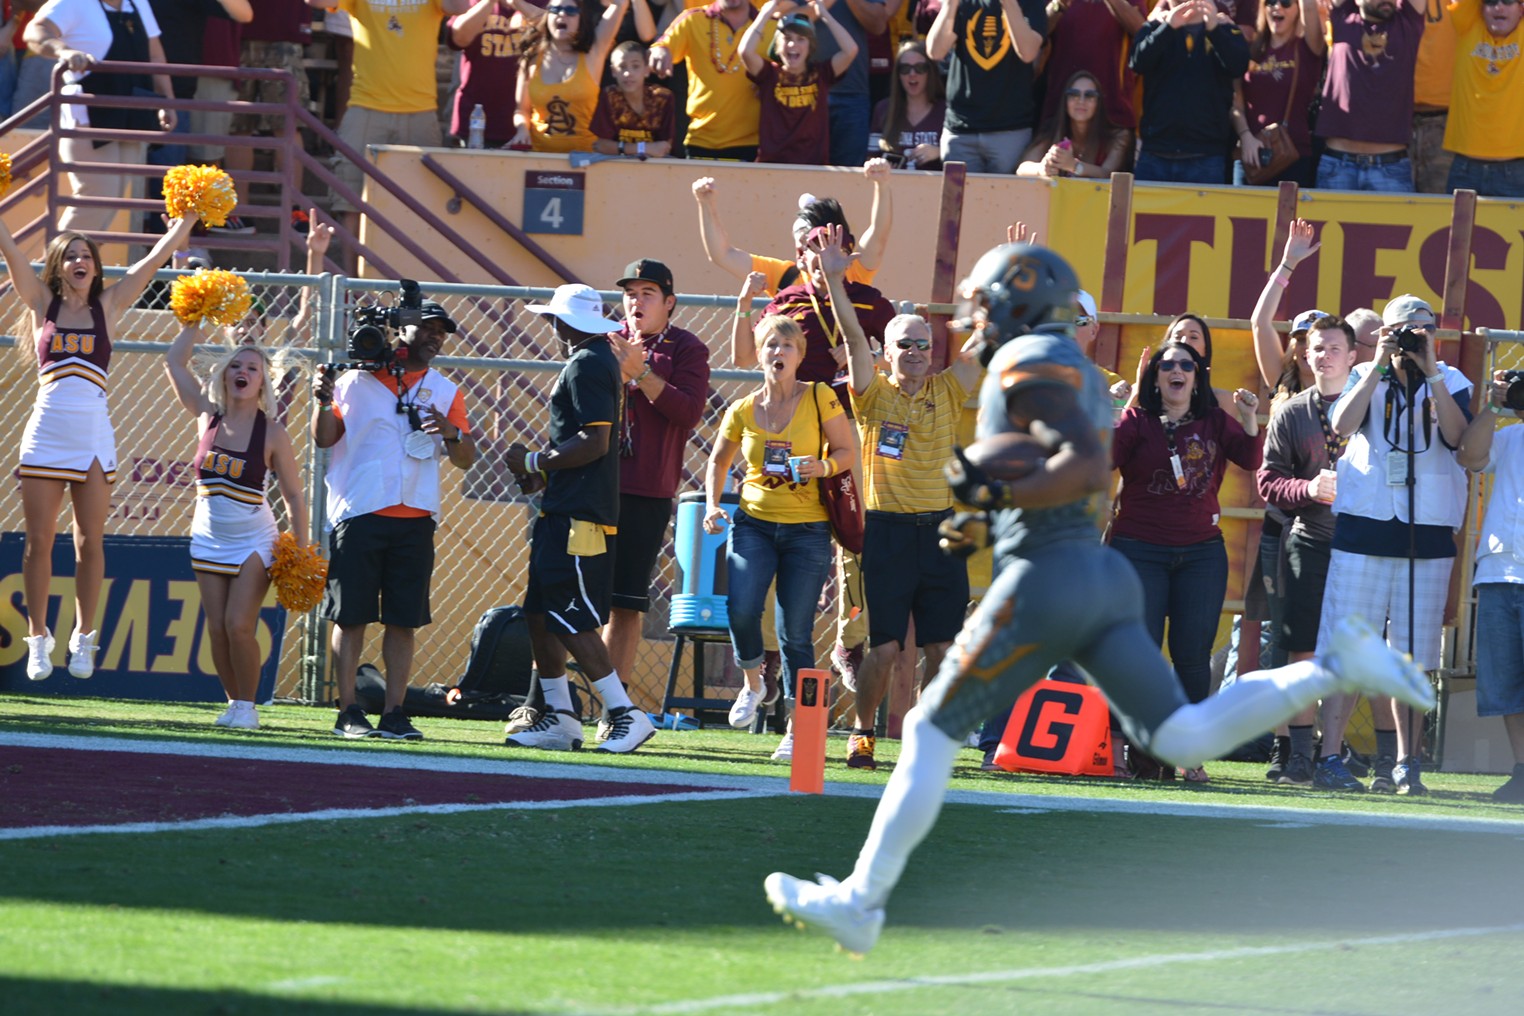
[[313, 294, 477, 741], [1313, 295, 1471, 793]]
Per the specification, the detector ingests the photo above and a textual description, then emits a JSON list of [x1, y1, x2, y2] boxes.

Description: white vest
[[324, 368, 460, 528], [1332, 362, 1469, 530]]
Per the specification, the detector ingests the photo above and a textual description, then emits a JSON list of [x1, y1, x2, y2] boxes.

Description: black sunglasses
[[1074, 315, 1095, 328], [1264, 0, 1295, 8], [898, 62, 931, 76], [1483, 0, 1520, 6], [894, 337, 932, 351], [546, 3, 580, 13], [1066, 88, 1100, 100], [1159, 358, 1197, 373]]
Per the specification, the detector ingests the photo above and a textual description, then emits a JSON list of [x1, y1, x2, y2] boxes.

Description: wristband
[[633, 365, 653, 385], [618, 141, 626, 156], [526, 451, 541, 474], [317, 402, 333, 412], [1426, 371, 1445, 386], [737, 309, 753, 318], [444, 432, 461, 444], [637, 140, 647, 157], [1270, 270, 1290, 289]]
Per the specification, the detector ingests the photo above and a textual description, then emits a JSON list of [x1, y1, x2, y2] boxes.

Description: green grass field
[[3, 695, 1523, 1015]]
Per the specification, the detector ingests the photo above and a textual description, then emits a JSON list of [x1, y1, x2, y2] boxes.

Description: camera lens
[[1506, 374, 1524, 412]]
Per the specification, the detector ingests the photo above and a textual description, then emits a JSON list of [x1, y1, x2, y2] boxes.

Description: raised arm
[[587, 0, 633, 73], [0, 213, 48, 314], [855, 157, 892, 272], [1457, 372, 1509, 472], [815, 3, 860, 76], [102, 214, 201, 323], [450, 0, 499, 47], [840, 0, 890, 35], [164, 321, 217, 417], [1251, 218, 1319, 389], [816, 225, 874, 396], [731, 271, 768, 366], [291, 207, 336, 337], [1000, 0, 1043, 62], [693, 177, 755, 281], [1298, 0, 1324, 57], [739, 0, 779, 76], [925, 0, 957, 60], [630, 0, 658, 41]]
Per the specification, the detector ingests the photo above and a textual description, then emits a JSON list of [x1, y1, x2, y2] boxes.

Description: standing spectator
[[927, 0, 1045, 175], [1040, 0, 1146, 134], [189, 14, 243, 166], [741, 4, 858, 165], [704, 308, 859, 758], [1250, 218, 1322, 397], [868, 38, 945, 170], [1256, 316, 1359, 786], [1411, 0, 1455, 193], [1231, 0, 1324, 188], [164, 320, 308, 730], [1016, 69, 1131, 178], [308, 0, 472, 258], [25, 0, 178, 233], [225, 1, 311, 235], [813, 0, 887, 166], [591, 39, 677, 155], [3, 216, 200, 682], [313, 298, 479, 741], [833, 254, 981, 770], [1110, 340, 1262, 781], [449, 1, 541, 148], [1345, 307, 1383, 363], [599, 259, 711, 729], [1457, 370, 1524, 803], [1443, 0, 1524, 198], [510, 0, 630, 153], [649, 0, 772, 161], [1315, 295, 1469, 793], [1314, 0, 1426, 192], [13, 1, 56, 128], [504, 285, 658, 755], [1130, 0, 1250, 186]]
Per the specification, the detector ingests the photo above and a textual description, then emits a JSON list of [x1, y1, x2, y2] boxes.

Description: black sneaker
[[1265, 735, 1290, 782], [1394, 755, 1429, 796], [1492, 764, 1524, 803], [1341, 741, 1372, 778], [333, 704, 376, 739], [1368, 753, 1398, 794], [376, 708, 423, 741], [1277, 752, 1315, 787]]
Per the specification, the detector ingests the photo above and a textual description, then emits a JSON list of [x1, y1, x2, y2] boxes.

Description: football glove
[[938, 511, 991, 558], [945, 446, 1009, 511]]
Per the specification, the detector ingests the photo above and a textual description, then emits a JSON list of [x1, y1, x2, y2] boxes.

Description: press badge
[[1170, 454, 1186, 488], [877, 422, 909, 460], [1386, 449, 1410, 485], [763, 440, 792, 476]]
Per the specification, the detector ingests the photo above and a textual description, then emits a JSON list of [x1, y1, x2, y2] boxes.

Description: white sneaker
[[771, 731, 794, 761], [597, 705, 656, 754], [227, 702, 260, 730], [729, 683, 764, 729], [67, 630, 98, 679], [25, 630, 55, 681], [763, 872, 884, 956], [1324, 616, 1435, 711], [505, 708, 584, 751], [503, 704, 542, 736], [214, 702, 238, 727]]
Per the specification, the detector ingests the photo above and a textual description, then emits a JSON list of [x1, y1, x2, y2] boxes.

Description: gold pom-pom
[[170, 268, 252, 326], [163, 164, 237, 227], [269, 532, 328, 613], [0, 153, 11, 199]]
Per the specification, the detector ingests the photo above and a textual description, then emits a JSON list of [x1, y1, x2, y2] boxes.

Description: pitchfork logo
[[964, 11, 1012, 72]]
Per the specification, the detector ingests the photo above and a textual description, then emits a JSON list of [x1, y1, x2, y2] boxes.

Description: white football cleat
[[67, 629, 98, 680], [763, 872, 884, 957], [25, 630, 55, 681], [1324, 616, 1435, 711]]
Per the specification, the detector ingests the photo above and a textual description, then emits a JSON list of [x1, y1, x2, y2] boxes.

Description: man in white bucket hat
[[504, 285, 657, 754]]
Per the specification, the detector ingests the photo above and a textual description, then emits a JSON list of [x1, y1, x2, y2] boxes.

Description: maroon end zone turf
[[1, 747, 724, 829]]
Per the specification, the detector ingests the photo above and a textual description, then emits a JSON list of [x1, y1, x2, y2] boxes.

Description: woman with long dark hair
[[510, 0, 630, 152], [868, 39, 945, 170], [1231, 0, 1325, 187], [1017, 70, 1132, 179], [1110, 340, 1262, 782]]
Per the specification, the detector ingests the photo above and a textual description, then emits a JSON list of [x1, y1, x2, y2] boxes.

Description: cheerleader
[[0, 214, 200, 682], [165, 320, 307, 729]]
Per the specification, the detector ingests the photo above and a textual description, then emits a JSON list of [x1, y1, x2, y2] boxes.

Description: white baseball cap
[[1075, 290, 1098, 322], [1382, 294, 1436, 328], [524, 284, 622, 335]]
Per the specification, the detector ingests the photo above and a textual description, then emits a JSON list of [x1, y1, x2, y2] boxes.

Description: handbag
[[811, 382, 865, 555], [1243, 53, 1300, 186]]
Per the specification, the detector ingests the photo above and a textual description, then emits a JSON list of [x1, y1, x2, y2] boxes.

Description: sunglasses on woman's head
[[894, 337, 932, 350], [1065, 88, 1100, 100], [1159, 359, 1197, 373], [898, 62, 930, 76]]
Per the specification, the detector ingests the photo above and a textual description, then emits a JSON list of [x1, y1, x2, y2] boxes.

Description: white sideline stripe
[[0, 789, 765, 842], [5, 731, 1524, 836], [631, 922, 1524, 1015]]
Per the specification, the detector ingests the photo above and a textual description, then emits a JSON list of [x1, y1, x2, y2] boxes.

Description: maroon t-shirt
[[614, 323, 712, 499], [1040, 0, 1145, 130], [448, 3, 532, 145], [1315, 0, 1424, 146], [868, 97, 945, 169], [201, 15, 242, 67], [749, 61, 841, 165], [1242, 36, 1325, 153], [590, 84, 677, 145], [246, 0, 311, 44], [763, 279, 896, 414]]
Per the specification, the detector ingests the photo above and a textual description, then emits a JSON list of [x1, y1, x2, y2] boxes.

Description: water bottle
[[467, 104, 486, 150]]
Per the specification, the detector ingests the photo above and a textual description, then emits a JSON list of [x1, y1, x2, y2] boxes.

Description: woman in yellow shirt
[[511, 0, 629, 152], [704, 306, 857, 759]]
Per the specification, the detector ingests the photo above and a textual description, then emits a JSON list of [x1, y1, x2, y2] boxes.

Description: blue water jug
[[669, 490, 738, 634]]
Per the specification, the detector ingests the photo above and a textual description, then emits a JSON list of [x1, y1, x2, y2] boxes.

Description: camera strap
[[1312, 392, 1346, 464], [1381, 376, 1432, 453]]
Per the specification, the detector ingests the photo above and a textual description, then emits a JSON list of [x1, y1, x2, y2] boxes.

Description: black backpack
[[459, 605, 534, 697]]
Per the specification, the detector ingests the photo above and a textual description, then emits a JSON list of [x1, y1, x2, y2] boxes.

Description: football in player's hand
[[963, 431, 1049, 481]]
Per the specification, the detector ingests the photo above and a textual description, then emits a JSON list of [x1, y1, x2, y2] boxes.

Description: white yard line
[[629, 922, 1524, 1015]]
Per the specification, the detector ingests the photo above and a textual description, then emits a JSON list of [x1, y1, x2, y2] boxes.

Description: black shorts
[[1282, 529, 1332, 654], [611, 494, 672, 613], [861, 509, 969, 649], [525, 512, 614, 635], [322, 513, 436, 628]]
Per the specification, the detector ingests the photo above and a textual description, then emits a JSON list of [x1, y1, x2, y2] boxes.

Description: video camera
[[320, 280, 424, 376]]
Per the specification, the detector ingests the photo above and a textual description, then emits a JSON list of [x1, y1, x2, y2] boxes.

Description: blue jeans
[[1446, 154, 1524, 199], [827, 92, 870, 167], [13, 53, 52, 128], [1134, 150, 1229, 185], [1474, 583, 1524, 717], [726, 512, 833, 698], [1111, 535, 1228, 704], [0, 50, 19, 119], [1315, 151, 1413, 192]]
